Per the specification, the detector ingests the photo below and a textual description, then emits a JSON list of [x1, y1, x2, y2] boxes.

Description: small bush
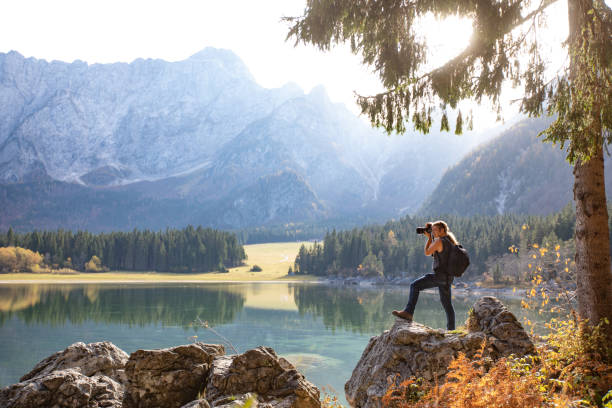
[[85, 255, 104, 272], [250, 265, 263, 272]]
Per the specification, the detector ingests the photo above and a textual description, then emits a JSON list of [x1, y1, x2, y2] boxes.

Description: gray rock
[[345, 296, 534, 408], [467, 296, 535, 357], [124, 342, 225, 408], [2, 341, 322, 408], [206, 346, 320, 408], [0, 368, 124, 408], [181, 399, 212, 408], [20, 341, 129, 383]]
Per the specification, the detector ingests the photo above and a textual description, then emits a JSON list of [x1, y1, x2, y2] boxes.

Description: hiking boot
[[392, 310, 413, 322]]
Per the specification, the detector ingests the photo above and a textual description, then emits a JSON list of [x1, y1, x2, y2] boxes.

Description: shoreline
[[0, 276, 526, 295], [0, 279, 323, 284], [0, 273, 568, 299]]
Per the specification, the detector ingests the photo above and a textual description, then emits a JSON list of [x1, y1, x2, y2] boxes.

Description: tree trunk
[[569, 0, 612, 343], [573, 146, 612, 341]]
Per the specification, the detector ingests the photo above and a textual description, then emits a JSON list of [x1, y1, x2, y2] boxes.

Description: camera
[[416, 226, 432, 235]]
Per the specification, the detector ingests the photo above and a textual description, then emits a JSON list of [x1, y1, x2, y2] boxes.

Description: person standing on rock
[[392, 220, 456, 330]]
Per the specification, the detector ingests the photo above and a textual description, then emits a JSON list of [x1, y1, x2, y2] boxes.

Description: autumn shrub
[[85, 255, 104, 272], [539, 316, 612, 406], [381, 342, 602, 407], [0, 246, 44, 272], [320, 390, 345, 408], [382, 377, 428, 408], [420, 355, 546, 407], [0, 247, 18, 272]]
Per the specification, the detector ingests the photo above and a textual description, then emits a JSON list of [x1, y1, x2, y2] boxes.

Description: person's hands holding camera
[[424, 222, 433, 238], [415, 223, 433, 236]]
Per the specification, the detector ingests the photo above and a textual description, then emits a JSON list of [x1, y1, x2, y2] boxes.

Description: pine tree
[[287, 0, 612, 342]]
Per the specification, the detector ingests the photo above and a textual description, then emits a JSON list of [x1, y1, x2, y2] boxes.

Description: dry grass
[[0, 242, 317, 283]]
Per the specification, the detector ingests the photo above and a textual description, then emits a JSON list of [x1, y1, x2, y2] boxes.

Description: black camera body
[[416, 226, 432, 235]]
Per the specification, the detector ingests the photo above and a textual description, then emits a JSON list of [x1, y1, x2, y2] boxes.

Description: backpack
[[446, 240, 470, 277]]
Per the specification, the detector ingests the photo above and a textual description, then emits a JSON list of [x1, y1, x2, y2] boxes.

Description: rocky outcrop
[[20, 341, 129, 383], [0, 368, 124, 408], [466, 296, 536, 356], [124, 343, 225, 408], [345, 296, 535, 408], [0, 342, 321, 408], [206, 347, 320, 408]]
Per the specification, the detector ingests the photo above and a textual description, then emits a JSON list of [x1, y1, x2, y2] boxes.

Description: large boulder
[[0, 368, 124, 408], [466, 296, 536, 356], [20, 341, 129, 383], [123, 342, 225, 408], [345, 296, 534, 408], [206, 346, 320, 408]]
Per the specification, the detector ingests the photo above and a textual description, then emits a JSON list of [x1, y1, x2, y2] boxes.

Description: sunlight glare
[[416, 14, 473, 70]]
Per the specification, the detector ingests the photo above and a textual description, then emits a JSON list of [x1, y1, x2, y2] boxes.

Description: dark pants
[[403, 273, 455, 330]]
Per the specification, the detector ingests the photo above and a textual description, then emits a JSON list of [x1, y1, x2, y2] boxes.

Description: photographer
[[392, 220, 457, 330]]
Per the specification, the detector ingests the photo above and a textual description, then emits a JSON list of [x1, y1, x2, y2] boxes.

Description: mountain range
[[0, 48, 493, 231], [419, 116, 612, 216]]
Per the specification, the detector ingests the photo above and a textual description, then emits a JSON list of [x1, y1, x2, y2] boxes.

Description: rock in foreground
[[124, 343, 225, 408], [206, 347, 320, 408], [20, 341, 129, 383], [345, 296, 535, 408], [1, 368, 124, 408], [0, 342, 320, 408]]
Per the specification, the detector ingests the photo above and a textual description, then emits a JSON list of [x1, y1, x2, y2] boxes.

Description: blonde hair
[[433, 220, 459, 245]]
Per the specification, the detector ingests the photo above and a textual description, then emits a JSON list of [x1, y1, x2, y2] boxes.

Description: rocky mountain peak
[[307, 84, 331, 105], [186, 47, 255, 80], [0, 48, 498, 230]]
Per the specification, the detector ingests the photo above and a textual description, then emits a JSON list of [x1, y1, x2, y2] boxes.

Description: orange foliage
[[414, 354, 547, 408], [381, 321, 611, 407], [383, 344, 548, 408]]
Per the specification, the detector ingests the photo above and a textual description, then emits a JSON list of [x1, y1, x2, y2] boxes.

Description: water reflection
[[292, 285, 486, 333], [0, 283, 533, 333], [0, 284, 246, 328], [0, 282, 548, 397]]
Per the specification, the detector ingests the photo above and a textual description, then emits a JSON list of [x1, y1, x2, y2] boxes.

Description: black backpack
[[446, 240, 470, 277]]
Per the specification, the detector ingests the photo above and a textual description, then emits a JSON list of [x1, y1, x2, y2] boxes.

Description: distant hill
[[419, 117, 612, 216], [0, 48, 495, 231]]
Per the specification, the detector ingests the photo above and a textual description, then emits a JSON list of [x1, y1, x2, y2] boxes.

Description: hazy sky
[[0, 0, 601, 129]]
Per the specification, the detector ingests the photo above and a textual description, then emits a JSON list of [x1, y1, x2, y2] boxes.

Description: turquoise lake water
[[0, 282, 536, 403]]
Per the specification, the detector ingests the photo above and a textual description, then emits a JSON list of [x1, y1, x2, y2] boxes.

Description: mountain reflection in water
[[0, 284, 246, 327], [0, 283, 526, 332]]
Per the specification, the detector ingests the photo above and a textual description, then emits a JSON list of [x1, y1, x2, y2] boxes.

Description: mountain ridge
[[418, 116, 612, 216], [0, 48, 497, 230]]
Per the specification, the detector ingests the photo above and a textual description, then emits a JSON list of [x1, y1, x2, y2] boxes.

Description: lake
[[0, 282, 535, 403]]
